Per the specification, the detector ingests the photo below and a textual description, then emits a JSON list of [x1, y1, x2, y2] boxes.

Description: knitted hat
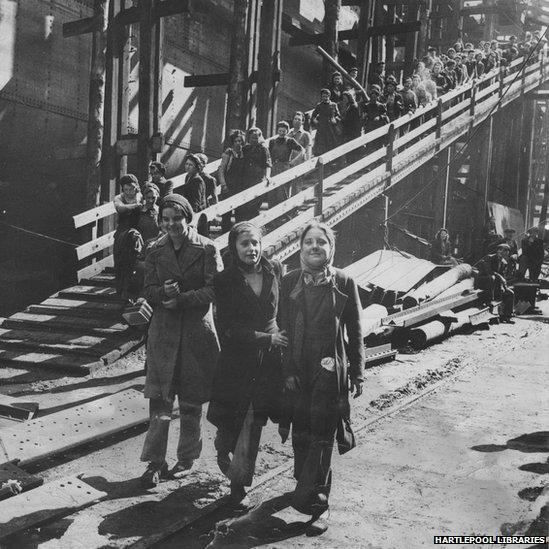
[[160, 193, 194, 223]]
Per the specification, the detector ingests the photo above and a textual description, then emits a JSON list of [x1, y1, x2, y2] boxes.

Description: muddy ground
[[1, 300, 548, 548]]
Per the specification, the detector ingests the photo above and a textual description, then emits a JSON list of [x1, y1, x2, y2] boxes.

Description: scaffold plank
[[0, 476, 106, 538], [0, 389, 148, 467]]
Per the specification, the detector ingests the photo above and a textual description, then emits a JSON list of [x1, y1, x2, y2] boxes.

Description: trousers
[[291, 360, 339, 515], [214, 405, 264, 487], [141, 396, 202, 464]]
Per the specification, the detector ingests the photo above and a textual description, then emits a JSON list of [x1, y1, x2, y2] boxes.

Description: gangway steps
[[0, 273, 143, 375]]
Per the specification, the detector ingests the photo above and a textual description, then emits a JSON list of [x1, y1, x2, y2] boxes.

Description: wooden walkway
[[0, 272, 143, 375]]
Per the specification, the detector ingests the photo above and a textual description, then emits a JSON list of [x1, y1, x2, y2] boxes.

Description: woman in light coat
[[140, 193, 223, 487]]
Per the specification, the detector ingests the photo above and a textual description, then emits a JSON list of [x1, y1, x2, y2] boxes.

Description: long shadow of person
[[471, 431, 549, 454], [202, 492, 309, 548]]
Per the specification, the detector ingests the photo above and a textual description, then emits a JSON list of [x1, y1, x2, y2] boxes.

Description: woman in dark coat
[[208, 222, 287, 506], [279, 221, 364, 536], [430, 228, 458, 266], [311, 88, 341, 156], [140, 194, 223, 487], [340, 91, 362, 143]]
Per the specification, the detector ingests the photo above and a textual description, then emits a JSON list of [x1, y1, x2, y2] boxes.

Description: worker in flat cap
[[501, 227, 519, 280], [475, 242, 515, 323], [518, 226, 546, 282], [140, 193, 223, 487]]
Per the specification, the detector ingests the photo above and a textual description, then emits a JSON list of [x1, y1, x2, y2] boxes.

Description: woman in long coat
[[311, 88, 341, 156], [279, 221, 364, 536], [208, 222, 287, 506], [140, 193, 223, 487]]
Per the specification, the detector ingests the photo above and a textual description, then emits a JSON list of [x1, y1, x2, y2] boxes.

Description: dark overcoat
[[279, 268, 365, 454], [207, 258, 283, 432], [143, 229, 223, 403]]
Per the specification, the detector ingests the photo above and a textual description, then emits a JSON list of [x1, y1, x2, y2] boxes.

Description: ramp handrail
[[73, 50, 549, 280]]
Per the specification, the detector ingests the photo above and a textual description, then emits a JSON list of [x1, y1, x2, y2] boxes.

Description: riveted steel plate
[[0, 461, 43, 500], [0, 389, 148, 466], [0, 476, 106, 538]]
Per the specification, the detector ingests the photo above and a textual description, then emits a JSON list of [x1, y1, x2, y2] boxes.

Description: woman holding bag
[[279, 221, 364, 536]]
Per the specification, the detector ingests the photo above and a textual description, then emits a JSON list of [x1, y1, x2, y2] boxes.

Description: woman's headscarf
[[228, 221, 263, 273], [299, 221, 335, 286]]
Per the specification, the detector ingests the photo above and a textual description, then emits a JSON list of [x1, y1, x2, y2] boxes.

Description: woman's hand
[[350, 376, 363, 398], [163, 280, 180, 298], [270, 330, 288, 348], [284, 375, 300, 392]]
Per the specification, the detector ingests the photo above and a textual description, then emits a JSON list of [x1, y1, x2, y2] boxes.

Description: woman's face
[[293, 114, 303, 127], [301, 227, 331, 269], [149, 165, 162, 183], [248, 131, 260, 145], [235, 230, 261, 265], [412, 75, 421, 87], [161, 206, 188, 239], [144, 191, 157, 208], [333, 75, 342, 85], [185, 159, 197, 175], [233, 135, 244, 149], [122, 184, 137, 199], [320, 91, 330, 102]]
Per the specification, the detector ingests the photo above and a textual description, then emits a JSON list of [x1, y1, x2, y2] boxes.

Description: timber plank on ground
[[0, 349, 103, 375], [27, 299, 124, 320], [0, 476, 106, 538], [80, 273, 116, 287], [0, 327, 141, 359], [3, 312, 129, 336], [0, 389, 148, 467], [57, 285, 121, 302], [0, 462, 43, 501], [0, 394, 39, 421]]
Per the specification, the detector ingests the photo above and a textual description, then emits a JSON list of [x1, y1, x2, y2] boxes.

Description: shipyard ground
[[1, 300, 548, 549]]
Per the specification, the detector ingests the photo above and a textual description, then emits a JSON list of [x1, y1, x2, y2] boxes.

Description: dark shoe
[[140, 461, 169, 488], [228, 483, 253, 511], [171, 459, 194, 479], [501, 317, 515, 324], [306, 510, 329, 537], [217, 453, 231, 475]]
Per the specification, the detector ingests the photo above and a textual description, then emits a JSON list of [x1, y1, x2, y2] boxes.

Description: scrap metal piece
[[364, 343, 397, 365], [0, 462, 43, 501], [0, 389, 148, 466], [0, 476, 106, 538], [0, 394, 39, 422]]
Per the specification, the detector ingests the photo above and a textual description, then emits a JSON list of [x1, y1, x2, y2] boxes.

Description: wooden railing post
[[435, 98, 443, 151], [386, 123, 395, 176], [469, 82, 477, 118], [314, 158, 324, 217], [499, 66, 505, 98]]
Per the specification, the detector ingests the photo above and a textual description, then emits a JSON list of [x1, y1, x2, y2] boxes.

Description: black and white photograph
[[0, 0, 548, 547]]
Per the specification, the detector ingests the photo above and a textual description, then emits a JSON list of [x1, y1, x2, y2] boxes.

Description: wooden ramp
[[0, 273, 143, 375]]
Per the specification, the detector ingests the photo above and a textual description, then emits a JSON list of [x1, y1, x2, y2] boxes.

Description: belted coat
[[143, 229, 223, 403], [279, 268, 365, 454]]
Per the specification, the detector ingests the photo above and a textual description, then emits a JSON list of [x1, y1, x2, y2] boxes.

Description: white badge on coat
[[321, 357, 336, 372]]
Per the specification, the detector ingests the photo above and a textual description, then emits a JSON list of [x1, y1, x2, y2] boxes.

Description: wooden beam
[[85, 0, 110, 211], [256, 0, 283, 137], [357, 0, 373, 87], [184, 73, 230, 87], [323, 0, 341, 82], [289, 20, 421, 46], [63, 16, 97, 37]]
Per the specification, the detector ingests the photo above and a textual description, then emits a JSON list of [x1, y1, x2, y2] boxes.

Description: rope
[[0, 220, 78, 248], [380, 28, 549, 227]]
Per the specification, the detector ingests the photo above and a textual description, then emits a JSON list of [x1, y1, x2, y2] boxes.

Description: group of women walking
[[140, 192, 364, 536]]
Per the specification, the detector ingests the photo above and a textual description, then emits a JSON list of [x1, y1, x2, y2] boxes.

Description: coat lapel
[[177, 229, 204, 277]]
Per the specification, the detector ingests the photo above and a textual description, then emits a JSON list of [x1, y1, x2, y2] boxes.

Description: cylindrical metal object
[[361, 304, 389, 335], [402, 264, 474, 309], [408, 307, 477, 349], [436, 278, 475, 300]]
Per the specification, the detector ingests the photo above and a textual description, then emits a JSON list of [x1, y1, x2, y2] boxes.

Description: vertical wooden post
[[404, 0, 419, 76], [484, 0, 494, 41], [137, 0, 157, 184], [417, 0, 430, 60], [256, 0, 283, 137], [226, 0, 251, 137], [371, 0, 384, 64], [116, 0, 131, 177], [435, 97, 443, 150], [469, 82, 477, 119], [386, 2, 396, 67], [442, 145, 451, 227], [386, 123, 395, 176], [323, 0, 341, 83], [153, 15, 164, 135], [314, 159, 325, 217], [85, 0, 110, 211], [246, 0, 261, 127], [483, 116, 494, 214], [357, 0, 372, 88]]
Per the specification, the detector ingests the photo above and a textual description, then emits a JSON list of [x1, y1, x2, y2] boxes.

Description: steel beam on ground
[[0, 462, 43, 501], [0, 477, 106, 538], [0, 389, 148, 467]]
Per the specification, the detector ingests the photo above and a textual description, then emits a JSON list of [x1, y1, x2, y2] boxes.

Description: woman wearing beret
[[208, 222, 287, 507], [311, 88, 341, 156], [140, 193, 223, 487], [279, 221, 364, 536]]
